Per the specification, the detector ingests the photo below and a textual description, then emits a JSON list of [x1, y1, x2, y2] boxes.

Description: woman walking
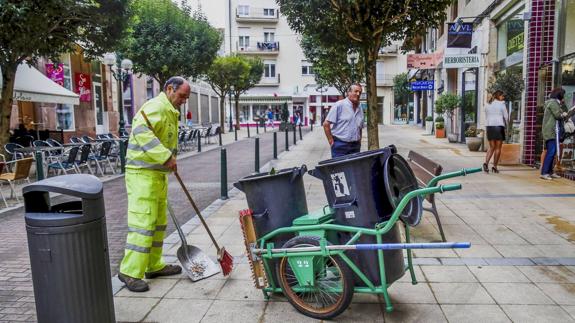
[[483, 91, 508, 173], [540, 88, 568, 180]]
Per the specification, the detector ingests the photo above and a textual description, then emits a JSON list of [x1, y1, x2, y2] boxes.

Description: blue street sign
[[410, 80, 435, 91]]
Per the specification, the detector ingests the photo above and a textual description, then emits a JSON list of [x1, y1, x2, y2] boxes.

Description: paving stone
[[501, 305, 574, 322], [164, 278, 226, 300], [455, 245, 502, 258], [518, 266, 575, 283], [536, 283, 575, 305], [261, 301, 322, 323], [441, 304, 511, 323], [116, 277, 177, 298], [482, 283, 554, 305], [492, 245, 546, 258], [484, 257, 535, 266], [383, 304, 446, 322], [387, 282, 437, 304], [114, 296, 159, 322], [430, 283, 494, 304], [468, 266, 530, 283], [215, 278, 267, 301], [0, 314, 32, 321], [200, 300, 265, 323], [412, 258, 441, 265], [421, 266, 477, 282], [563, 305, 575, 320], [144, 298, 213, 323]]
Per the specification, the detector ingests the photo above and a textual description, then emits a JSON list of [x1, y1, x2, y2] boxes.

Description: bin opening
[[51, 201, 83, 214]]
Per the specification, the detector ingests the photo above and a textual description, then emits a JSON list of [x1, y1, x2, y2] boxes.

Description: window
[[146, 77, 154, 100], [239, 35, 250, 48], [263, 31, 275, 42], [57, 54, 75, 131], [238, 5, 249, 16], [263, 8, 275, 17], [264, 63, 276, 78], [301, 64, 314, 75]]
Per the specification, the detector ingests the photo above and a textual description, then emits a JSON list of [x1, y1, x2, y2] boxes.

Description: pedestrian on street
[[118, 76, 190, 292], [323, 83, 364, 158], [540, 88, 569, 180], [483, 90, 508, 173], [186, 110, 193, 127], [267, 108, 274, 128]]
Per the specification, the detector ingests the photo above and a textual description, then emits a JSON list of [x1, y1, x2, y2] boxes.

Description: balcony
[[257, 74, 280, 86], [378, 44, 399, 57], [376, 74, 395, 86], [236, 7, 279, 23], [236, 41, 280, 56]]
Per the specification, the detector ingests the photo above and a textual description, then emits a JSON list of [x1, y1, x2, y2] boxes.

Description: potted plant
[[435, 93, 461, 143], [425, 116, 434, 134], [465, 124, 482, 151], [435, 116, 445, 138], [487, 72, 524, 164]]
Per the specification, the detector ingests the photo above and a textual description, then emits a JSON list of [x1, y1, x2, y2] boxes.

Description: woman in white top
[[483, 90, 508, 173]]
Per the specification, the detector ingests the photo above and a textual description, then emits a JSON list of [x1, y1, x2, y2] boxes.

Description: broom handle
[[139, 110, 221, 251]]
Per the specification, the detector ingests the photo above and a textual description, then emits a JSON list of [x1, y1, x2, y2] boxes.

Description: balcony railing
[[378, 44, 399, 56], [236, 40, 280, 55], [236, 7, 279, 22], [376, 74, 395, 86], [257, 74, 280, 86]]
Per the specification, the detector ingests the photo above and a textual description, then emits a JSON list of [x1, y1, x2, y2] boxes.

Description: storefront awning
[[237, 96, 292, 104], [1, 63, 79, 105]]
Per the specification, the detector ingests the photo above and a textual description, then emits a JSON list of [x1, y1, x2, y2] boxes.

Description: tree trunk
[[219, 95, 226, 133], [0, 63, 18, 149], [234, 94, 240, 130], [364, 46, 380, 150]]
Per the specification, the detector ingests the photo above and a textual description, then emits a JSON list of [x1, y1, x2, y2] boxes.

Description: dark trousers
[[541, 139, 557, 175], [331, 138, 361, 158]]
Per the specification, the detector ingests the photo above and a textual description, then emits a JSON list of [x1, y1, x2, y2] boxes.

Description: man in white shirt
[[323, 84, 364, 158]]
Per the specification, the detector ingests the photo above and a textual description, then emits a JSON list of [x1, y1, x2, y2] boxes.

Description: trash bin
[[234, 165, 308, 286], [308, 146, 411, 286], [23, 174, 115, 323]]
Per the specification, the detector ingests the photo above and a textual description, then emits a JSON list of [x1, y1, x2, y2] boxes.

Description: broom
[[140, 111, 233, 275]]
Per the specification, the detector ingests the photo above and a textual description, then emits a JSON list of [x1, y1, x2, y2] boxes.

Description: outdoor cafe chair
[[47, 146, 80, 176], [70, 136, 83, 144], [81, 135, 95, 144], [0, 162, 8, 208], [4, 143, 25, 161], [89, 141, 115, 176], [75, 144, 94, 175], [0, 157, 33, 203]]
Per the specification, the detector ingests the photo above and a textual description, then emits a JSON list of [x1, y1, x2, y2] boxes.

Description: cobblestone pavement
[[0, 126, 310, 322]]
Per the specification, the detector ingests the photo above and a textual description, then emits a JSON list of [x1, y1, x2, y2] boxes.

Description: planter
[[435, 128, 445, 138], [447, 133, 459, 143], [466, 137, 482, 151], [499, 143, 521, 165], [425, 122, 433, 134]]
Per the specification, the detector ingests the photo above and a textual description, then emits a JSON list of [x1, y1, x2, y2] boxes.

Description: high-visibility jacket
[[126, 92, 179, 172]]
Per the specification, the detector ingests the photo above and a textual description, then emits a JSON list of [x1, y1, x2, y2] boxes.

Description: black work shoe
[[118, 272, 149, 292], [145, 264, 182, 279]]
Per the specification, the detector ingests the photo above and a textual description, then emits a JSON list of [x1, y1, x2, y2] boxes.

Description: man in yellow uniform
[[118, 76, 190, 292]]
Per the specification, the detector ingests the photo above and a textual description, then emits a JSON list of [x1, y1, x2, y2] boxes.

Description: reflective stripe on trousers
[[119, 169, 168, 279]]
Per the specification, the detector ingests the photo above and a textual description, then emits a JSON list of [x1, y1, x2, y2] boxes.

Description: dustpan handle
[[167, 202, 190, 254]]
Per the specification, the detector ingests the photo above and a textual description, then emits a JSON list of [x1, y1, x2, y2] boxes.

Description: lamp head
[[121, 59, 133, 71], [103, 53, 116, 66], [347, 51, 359, 64]]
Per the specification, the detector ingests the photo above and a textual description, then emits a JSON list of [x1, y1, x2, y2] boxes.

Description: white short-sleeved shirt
[[325, 98, 364, 142], [485, 100, 508, 127]]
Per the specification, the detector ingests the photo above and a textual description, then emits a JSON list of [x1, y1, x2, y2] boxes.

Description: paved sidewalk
[[113, 125, 575, 322]]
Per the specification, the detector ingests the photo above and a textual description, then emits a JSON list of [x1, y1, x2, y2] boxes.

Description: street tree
[[278, 0, 451, 150], [393, 72, 412, 108], [300, 35, 362, 96], [205, 56, 248, 133], [123, 0, 221, 86], [229, 56, 263, 130], [0, 0, 130, 147]]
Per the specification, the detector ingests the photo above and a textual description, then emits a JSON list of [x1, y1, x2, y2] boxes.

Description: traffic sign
[[410, 80, 434, 91]]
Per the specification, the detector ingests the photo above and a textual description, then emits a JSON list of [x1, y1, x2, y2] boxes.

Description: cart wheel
[[276, 236, 354, 320]]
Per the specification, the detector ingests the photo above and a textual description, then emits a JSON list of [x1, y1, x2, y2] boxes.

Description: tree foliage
[[230, 56, 263, 129], [487, 71, 524, 103], [435, 93, 461, 134], [122, 0, 222, 86], [278, 0, 451, 149], [393, 73, 412, 105], [0, 0, 130, 147], [300, 35, 362, 96]]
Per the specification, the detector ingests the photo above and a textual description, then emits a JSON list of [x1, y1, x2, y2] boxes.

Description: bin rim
[[237, 165, 306, 183], [316, 146, 395, 167], [23, 174, 103, 200]]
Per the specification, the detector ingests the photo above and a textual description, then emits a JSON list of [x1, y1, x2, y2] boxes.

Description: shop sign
[[410, 80, 435, 91], [447, 22, 473, 48], [45, 63, 64, 86], [506, 19, 524, 56], [443, 54, 480, 68], [407, 52, 443, 69], [74, 72, 92, 102]]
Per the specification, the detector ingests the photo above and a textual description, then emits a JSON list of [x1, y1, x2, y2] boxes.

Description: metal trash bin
[[234, 165, 308, 286], [308, 146, 410, 286], [23, 174, 115, 323]]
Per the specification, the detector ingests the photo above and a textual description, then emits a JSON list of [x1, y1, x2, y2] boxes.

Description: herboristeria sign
[[443, 54, 480, 68]]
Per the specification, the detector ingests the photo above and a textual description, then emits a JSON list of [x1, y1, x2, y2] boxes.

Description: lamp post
[[228, 85, 234, 132], [104, 53, 133, 137], [347, 51, 359, 83]]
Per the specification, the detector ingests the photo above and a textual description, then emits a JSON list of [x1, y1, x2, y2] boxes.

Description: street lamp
[[347, 51, 359, 83], [228, 85, 234, 132], [104, 52, 133, 137]]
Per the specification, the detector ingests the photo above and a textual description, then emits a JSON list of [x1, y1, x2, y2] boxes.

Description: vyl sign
[[447, 22, 473, 48]]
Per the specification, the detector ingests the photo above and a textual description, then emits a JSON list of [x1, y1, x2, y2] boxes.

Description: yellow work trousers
[[119, 169, 168, 279]]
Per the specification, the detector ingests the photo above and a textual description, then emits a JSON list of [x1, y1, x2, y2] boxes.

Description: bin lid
[[317, 146, 395, 167], [23, 174, 103, 199]]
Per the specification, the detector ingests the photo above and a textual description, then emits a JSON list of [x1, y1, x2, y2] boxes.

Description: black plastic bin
[[308, 146, 406, 286], [23, 174, 115, 323], [234, 165, 308, 286]]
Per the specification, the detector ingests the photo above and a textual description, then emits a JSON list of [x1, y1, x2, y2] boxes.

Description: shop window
[[496, 12, 524, 62], [252, 104, 267, 120], [377, 96, 384, 124], [240, 105, 250, 123], [56, 54, 75, 131]]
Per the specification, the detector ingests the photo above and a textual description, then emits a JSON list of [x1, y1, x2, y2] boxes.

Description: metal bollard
[[311, 122, 313, 132], [293, 125, 297, 145], [247, 124, 251, 138], [120, 140, 127, 174], [273, 132, 277, 159], [299, 124, 303, 140], [285, 127, 289, 151], [254, 137, 260, 172], [197, 133, 202, 152], [234, 127, 238, 141], [220, 148, 228, 200], [256, 122, 259, 134], [218, 131, 222, 146], [35, 151, 44, 181]]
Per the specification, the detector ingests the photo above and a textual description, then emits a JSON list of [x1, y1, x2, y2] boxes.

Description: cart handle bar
[[253, 242, 471, 255]]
